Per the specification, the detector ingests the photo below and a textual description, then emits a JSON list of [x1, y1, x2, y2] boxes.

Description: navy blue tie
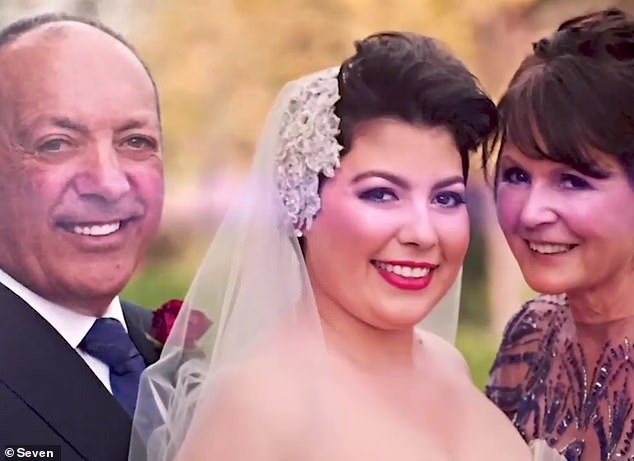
[[79, 317, 146, 416]]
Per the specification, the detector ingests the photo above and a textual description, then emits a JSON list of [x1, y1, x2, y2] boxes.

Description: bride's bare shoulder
[[176, 342, 315, 460], [215, 340, 317, 410], [417, 330, 470, 377]]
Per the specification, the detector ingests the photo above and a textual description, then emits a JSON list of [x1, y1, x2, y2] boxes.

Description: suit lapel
[[0, 284, 131, 461], [122, 302, 161, 366]]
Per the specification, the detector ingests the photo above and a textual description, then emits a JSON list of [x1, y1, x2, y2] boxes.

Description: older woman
[[486, 8, 634, 461]]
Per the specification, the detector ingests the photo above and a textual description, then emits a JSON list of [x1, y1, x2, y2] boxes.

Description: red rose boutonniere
[[148, 299, 212, 348]]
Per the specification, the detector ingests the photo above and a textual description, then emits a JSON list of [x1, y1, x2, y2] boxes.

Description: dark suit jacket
[[0, 283, 160, 461]]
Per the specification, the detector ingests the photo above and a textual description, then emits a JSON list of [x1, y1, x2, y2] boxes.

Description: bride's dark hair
[[483, 8, 634, 185], [299, 31, 497, 254], [335, 31, 498, 181]]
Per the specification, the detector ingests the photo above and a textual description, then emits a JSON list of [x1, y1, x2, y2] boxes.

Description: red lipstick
[[372, 260, 436, 291]]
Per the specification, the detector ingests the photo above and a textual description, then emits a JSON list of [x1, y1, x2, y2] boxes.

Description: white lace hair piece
[[275, 66, 343, 235]]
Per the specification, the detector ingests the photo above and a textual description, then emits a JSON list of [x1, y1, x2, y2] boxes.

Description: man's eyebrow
[[14, 115, 89, 143], [115, 118, 158, 132], [49, 116, 90, 134]]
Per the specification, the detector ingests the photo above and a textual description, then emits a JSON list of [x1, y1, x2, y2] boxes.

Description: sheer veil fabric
[[129, 68, 463, 461]]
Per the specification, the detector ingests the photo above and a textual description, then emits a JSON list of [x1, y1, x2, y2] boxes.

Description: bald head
[[0, 13, 160, 120], [2, 19, 123, 50]]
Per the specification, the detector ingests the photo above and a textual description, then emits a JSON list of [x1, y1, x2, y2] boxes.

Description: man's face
[[0, 23, 164, 314]]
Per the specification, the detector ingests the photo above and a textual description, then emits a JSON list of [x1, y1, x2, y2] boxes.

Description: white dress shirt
[[0, 268, 127, 394]]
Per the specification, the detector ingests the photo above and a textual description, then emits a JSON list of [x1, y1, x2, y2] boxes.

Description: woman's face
[[303, 118, 469, 331], [496, 143, 634, 295]]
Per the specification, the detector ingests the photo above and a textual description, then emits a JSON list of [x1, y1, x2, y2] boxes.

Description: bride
[[130, 32, 563, 461]]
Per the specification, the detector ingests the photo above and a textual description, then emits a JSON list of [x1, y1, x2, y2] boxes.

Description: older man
[[0, 13, 164, 460]]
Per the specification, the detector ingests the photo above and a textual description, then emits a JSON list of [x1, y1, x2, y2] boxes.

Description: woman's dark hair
[[483, 8, 634, 184], [299, 31, 497, 254], [335, 31, 498, 181]]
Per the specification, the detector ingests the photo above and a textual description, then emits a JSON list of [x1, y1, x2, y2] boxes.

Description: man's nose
[[73, 143, 131, 202]]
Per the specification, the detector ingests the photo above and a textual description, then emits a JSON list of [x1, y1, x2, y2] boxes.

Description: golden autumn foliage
[[135, 0, 541, 178]]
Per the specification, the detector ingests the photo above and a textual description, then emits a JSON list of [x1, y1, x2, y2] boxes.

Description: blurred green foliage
[[456, 324, 497, 389]]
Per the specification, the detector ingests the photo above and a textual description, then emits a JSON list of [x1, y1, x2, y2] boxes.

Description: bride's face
[[303, 118, 469, 330]]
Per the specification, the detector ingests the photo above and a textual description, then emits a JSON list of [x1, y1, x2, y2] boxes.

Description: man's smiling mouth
[[58, 219, 135, 237]]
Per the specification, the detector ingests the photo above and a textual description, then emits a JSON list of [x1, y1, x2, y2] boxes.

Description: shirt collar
[[0, 268, 126, 348]]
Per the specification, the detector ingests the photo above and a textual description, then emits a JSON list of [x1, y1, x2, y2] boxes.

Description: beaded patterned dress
[[487, 294, 634, 461]]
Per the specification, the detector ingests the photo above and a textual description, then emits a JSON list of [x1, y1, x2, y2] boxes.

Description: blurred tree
[[135, 0, 539, 187]]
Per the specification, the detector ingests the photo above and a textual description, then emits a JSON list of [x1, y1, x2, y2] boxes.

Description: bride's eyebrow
[[432, 176, 464, 191], [351, 170, 409, 188], [350, 172, 464, 191]]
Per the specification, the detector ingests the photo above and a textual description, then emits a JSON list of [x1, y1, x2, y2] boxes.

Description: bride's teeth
[[529, 242, 573, 254], [72, 222, 121, 236], [374, 262, 431, 278]]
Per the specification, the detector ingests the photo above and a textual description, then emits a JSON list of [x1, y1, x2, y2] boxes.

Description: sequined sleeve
[[486, 302, 534, 421], [487, 294, 634, 460], [486, 296, 566, 427]]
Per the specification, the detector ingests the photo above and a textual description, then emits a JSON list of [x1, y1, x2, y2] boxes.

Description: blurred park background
[[3, 0, 630, 387]]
